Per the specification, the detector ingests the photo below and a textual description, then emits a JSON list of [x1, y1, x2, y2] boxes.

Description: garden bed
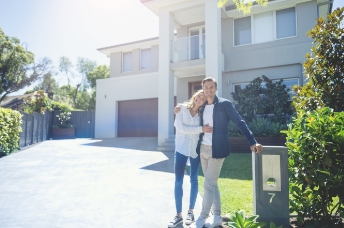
[[52, 128, 76, 139], [229, 136, 286, 153]]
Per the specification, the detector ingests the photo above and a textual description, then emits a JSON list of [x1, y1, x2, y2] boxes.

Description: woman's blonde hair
[[183, 90, 204, 110]]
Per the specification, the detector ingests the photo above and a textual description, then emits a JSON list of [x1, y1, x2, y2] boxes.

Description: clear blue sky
[[0, 0, 343, 94]]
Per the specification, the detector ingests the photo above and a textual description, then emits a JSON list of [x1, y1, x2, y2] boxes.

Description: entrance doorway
[[189, 81, 203, 98]]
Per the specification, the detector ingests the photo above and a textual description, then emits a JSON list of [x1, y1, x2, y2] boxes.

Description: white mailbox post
[[253, 146, 289, 227]]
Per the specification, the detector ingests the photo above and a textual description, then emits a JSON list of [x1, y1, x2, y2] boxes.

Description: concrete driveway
[[0, 138, 202, 228]]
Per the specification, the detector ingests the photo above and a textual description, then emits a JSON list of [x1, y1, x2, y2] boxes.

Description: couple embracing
[[169, 77, 263, 228]]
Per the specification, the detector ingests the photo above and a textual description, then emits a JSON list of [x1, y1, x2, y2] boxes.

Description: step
[[157, 146, 175, 152], [161, 142, 175, 147]]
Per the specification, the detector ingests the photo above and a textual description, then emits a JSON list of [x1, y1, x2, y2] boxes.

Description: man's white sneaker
[[190, 216, 206, 228], [204, 215, 222, 228]]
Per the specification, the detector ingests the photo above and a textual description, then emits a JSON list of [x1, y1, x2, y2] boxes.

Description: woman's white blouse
[[174, 104, 202, 158]]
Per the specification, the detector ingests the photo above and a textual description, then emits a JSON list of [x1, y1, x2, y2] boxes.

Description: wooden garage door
[[118, 98, 158, 137]]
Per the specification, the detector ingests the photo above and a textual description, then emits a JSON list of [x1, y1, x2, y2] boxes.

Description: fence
[[18, 110, 95, 149], [52, 110, 95, 138], [19, 111, 52, 148]]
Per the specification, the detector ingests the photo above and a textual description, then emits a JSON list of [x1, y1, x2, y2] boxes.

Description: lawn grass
[[197, 153, 254, 216]]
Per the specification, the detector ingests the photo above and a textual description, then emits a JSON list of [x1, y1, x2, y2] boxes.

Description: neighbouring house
[[0, 92, 37, 111], [95, 0, 333, 148]]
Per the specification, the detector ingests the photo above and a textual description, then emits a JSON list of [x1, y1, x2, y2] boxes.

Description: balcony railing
[[172, 34, 206, 63]]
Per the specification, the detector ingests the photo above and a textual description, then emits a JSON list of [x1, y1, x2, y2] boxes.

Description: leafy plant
[[303, 7, 344, 112], [282, 107, 344, 226], [225, 210, 266, 228], [231, 75, 293, 123], [267, 122, 286, 137], [55, 111, 73, 128], [269, 222, 282, 228], [0, 108, 22, 157], [22, 90, 52, 114], [247, 117, 270, 137], [228, 120, 241, 136]]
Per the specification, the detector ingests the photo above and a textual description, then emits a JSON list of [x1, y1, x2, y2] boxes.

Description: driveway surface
[[0, 138, 202, 228]]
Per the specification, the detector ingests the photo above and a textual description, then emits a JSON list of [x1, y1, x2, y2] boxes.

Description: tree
[[218, 0, 268, 15], [59, 56, 73, 87], [33, 72, 59, 94], [72, 57, 96, 106], [303, 7, 344, 112], [0, 28, 51, 102], [86, 65, 110, 89], [283, 8, 344, 226], [86, 64, 110, 110]]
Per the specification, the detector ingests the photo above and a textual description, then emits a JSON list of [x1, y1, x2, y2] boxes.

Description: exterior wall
[[222, 64, 303, 102], [95, 73, 177, 138], [176, 75, 205, 103], [109, 44, 159, 78], [95, 73, 159, 138], [221, 1, 317, 73]]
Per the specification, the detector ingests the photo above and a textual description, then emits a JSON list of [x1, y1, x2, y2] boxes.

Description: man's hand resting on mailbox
[[250, 144, 263, 154]]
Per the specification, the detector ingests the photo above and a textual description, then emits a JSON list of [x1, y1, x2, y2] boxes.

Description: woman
[[168, 90, 212, 227]]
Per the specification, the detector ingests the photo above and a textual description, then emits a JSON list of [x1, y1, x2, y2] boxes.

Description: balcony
[[172, 34, 206, 63], [171, 34, 206, 78]]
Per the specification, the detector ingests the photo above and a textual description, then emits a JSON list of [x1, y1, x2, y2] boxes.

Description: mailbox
[[253, 146, 289, 227]]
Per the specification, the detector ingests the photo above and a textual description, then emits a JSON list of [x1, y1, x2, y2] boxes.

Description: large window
[[122, 52, 132, 72], [140, 48, 151, 70], [233, 78, 299, 99], [234, 17, 251, 46], [276, 8, 297, 39], [234, 7, 296, 46]]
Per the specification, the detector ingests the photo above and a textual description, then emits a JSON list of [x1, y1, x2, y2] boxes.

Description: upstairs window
[[122, 52, 132, 72], [234, 7, 296, 46], [140, 48, 151, 70], [276, 8, 296, 39], [234, 17, 251, 46]]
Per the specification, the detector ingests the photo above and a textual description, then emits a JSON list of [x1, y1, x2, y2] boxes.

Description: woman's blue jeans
[[174, 151, 200, 214]]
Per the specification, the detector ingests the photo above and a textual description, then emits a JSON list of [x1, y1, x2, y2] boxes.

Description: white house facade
[[95, 0, 333, 147]]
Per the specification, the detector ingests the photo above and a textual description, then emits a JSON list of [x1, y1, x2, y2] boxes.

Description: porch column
[[205, 0, 222, 96], [158, 9, 174, 145]]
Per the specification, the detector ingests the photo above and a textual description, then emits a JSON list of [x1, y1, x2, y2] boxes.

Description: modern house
[[95, 0, 333, 147]]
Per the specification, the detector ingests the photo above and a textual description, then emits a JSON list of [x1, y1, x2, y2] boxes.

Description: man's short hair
[[202, 77, 217, 88]]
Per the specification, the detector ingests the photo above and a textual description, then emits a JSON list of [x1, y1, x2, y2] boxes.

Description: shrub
[[231, 75, 293, 123], [228, 120, 241, 136], [22, 90, 52, 114], [55, 111, 73, 128], [51, 101, 73, 113], [282, 107, 344, 226], [267, 122, 286, 137], [247, 117, 270, 137], [0, 108, 22, 157]]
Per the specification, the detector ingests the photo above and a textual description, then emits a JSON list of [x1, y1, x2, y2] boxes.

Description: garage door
[[118, 98, 158, 137]]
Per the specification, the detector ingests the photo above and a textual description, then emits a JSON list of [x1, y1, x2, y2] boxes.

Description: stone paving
[[0, 138, 202, 228]]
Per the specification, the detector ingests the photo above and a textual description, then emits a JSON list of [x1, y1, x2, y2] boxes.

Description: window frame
[[233, 7, 298, 47], [140, 47, 152, 70], [122, 51, 133, 73]]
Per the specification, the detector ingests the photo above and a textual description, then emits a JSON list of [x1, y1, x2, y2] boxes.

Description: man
[[175, 77, 263, 228]]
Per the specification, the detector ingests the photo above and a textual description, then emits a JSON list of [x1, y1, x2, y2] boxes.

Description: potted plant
[[52, 111, 75, 139]]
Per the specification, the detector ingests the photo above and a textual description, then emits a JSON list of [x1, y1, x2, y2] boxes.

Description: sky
[[0, 0, 343, 95]]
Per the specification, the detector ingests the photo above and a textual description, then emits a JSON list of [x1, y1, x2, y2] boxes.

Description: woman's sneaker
[[168, 214, 183, 227], [185, 211, 195, 225]]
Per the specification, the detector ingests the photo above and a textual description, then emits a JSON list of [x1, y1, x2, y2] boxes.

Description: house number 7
[[268, 193, 276, 203]]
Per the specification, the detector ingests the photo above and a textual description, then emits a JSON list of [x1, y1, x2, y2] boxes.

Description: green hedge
[[0, 108, 22, 157]]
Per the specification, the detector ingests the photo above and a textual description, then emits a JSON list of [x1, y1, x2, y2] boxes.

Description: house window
[[234, 17, 251, 46], [122, 52, 132, 72], [140, 48, 151, 70], [234, 7, 296, 46], [232, 77, 299, 109], [254, 12, 274, 43], [276, 8, 296, 39]]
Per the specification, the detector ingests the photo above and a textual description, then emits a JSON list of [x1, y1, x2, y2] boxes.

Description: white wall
[[95, 73, 178, 138]]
